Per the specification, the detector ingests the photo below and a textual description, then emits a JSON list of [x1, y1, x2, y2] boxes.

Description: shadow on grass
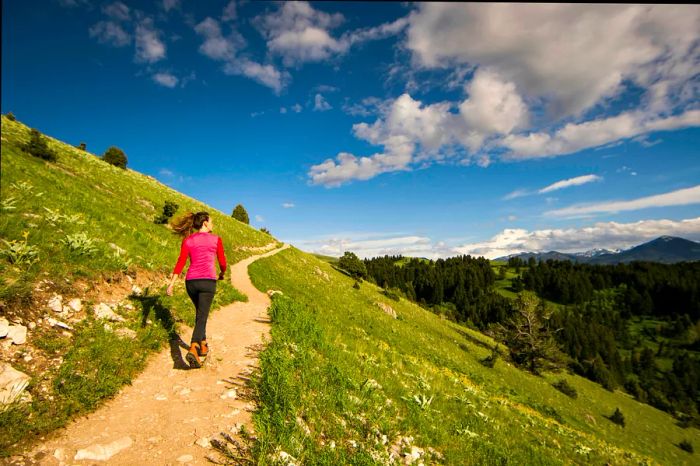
[[131, 293, 192, 370]]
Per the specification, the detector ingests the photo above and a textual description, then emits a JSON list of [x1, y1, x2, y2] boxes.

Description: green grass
[[248, 247, 700, 465], [0, 116, 268, 455]]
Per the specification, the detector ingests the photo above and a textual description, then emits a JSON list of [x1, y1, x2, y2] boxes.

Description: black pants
[[185, 279, 216, 344]]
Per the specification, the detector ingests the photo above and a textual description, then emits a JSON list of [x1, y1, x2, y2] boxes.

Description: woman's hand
[[166, 284, 174, 296], [218, 271, 225, 281]]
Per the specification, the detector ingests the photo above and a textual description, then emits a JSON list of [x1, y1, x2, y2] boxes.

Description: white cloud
[[539, 174, 602, 194], [454, 217, 700, 259], [293, 233, 450, 260], [406, 4, 700, 117], [501, 109, 700, 159], [135, 19, 166, 63], [103, 2, 130, 21], [503, 189, 531, 201], [313, 94, 332, 111], [162, 0, 180, 13], [280, 107, 288, 114], [222, 1, 237, 22], [459, 69, 528, 135], [223, 58, 288, 94], [255, 1, 408, 66], [194, 17, 287, 93], [152, 72, 178, 88], [194, 17, 239, 61], [546, 185, 700, 218], [159, 168, 174, 177], [89, 21, 131, 47], [255, 215, 265, 222], [282, 203, 295, 208], [292, 103, 303, 113]]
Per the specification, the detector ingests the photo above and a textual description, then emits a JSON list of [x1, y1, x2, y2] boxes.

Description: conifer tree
[[231, 204, 249, 224]]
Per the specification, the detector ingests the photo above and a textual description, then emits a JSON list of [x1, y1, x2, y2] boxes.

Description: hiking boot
[[186, 343, 201, 368], [199, 340, 209, 359]]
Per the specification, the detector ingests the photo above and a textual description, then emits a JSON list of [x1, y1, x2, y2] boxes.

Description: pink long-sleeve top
[[172, 232, 227, 280]]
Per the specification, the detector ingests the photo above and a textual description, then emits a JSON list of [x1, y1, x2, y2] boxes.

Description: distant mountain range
[[496, 236, 700, 264]]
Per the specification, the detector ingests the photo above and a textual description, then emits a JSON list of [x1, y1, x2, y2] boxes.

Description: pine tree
[[231, 204, 249, 224]]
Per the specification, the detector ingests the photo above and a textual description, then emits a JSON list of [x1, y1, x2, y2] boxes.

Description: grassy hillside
[[0, 115, 274, 455], [248, 247, 699, 465]]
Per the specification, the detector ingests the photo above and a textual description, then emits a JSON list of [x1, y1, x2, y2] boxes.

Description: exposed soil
[[16, 243, 289, 465]]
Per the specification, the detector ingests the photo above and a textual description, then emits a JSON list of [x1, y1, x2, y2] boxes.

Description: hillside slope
[[0, 115, 275, 455], [248, 247, 699, 465]]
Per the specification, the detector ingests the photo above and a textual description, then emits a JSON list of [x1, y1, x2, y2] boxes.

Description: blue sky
[[3, 1, 700, 258]]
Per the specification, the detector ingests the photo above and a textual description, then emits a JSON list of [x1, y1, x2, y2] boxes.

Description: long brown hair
[[170, 211, 209, 237]]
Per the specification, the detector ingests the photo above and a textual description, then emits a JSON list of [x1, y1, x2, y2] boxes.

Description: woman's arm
[[168, 239, 189, 295], [216, 237, 227, 280]]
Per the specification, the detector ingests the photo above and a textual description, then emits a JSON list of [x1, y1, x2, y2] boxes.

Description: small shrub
[[608, 407, 625, 427], [103, 146, 127, 169], [23, 129, 57, 162], [553, 379, 578, 399], [353, 281, 361, 290], [62, 233, 99, 256], [1, 232, 39, 269], [260, 227, 271, 235], [6, 112, 16, 121], [678, 439, 694, 453], [154, 200, 179, 224], [480, 347, 500, 368], [77, 142, 87, 151]]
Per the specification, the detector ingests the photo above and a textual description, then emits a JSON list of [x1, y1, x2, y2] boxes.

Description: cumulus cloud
[[89, 21, 131, 47], [162, 0, 180, 13], [313, 94, 332, 111], [223, 58, 288, 94], [135, 19, 166, 63], [194, 17, 239, 61], [502, 109, 700, 159], [406, 4, 700, 117], [546, 185, 700, 218], [539, 174, 602, 194], [152, 72, 178, 88], [194, 17, 287, 93], [254, 1, 408, 66], [222, 1, 237, 22], [103, 2, 130, 21], [454, 217, 700, 259]]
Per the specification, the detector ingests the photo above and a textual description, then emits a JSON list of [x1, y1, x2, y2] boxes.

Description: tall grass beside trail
[[248, 247, 700, 465], [0, 115, 267, 456]]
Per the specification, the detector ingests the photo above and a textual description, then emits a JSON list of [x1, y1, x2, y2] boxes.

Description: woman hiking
[[166, 211, 227, 368]]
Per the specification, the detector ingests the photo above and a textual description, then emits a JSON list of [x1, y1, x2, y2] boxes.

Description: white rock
[[195, 437, 211, 449], [0, 318, 8, 338], [93, 303, 125, 322], [67, 298, 82, 312], [74, 437, 133, 461], [155, 394, 168, 401], [0, 363, 30, 406], [131, 285, 143, 296], [47, 295, 63, 313], [220, 389, 237, 400], [47, 317, 73, 331], [7, 325, 27, 345], [266, 290, 283, 297], [375, 302, 397, 319], [54, 448, 67, 461], [176, 454, 194, 463], [115, 328, 137, 340], [28, 322, 36, 330]]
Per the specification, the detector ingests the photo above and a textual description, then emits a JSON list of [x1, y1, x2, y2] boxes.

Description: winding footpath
[[27, 243, 289, 465]]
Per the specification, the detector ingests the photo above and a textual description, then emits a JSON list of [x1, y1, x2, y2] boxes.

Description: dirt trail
[[27, 243, 290, 465]]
